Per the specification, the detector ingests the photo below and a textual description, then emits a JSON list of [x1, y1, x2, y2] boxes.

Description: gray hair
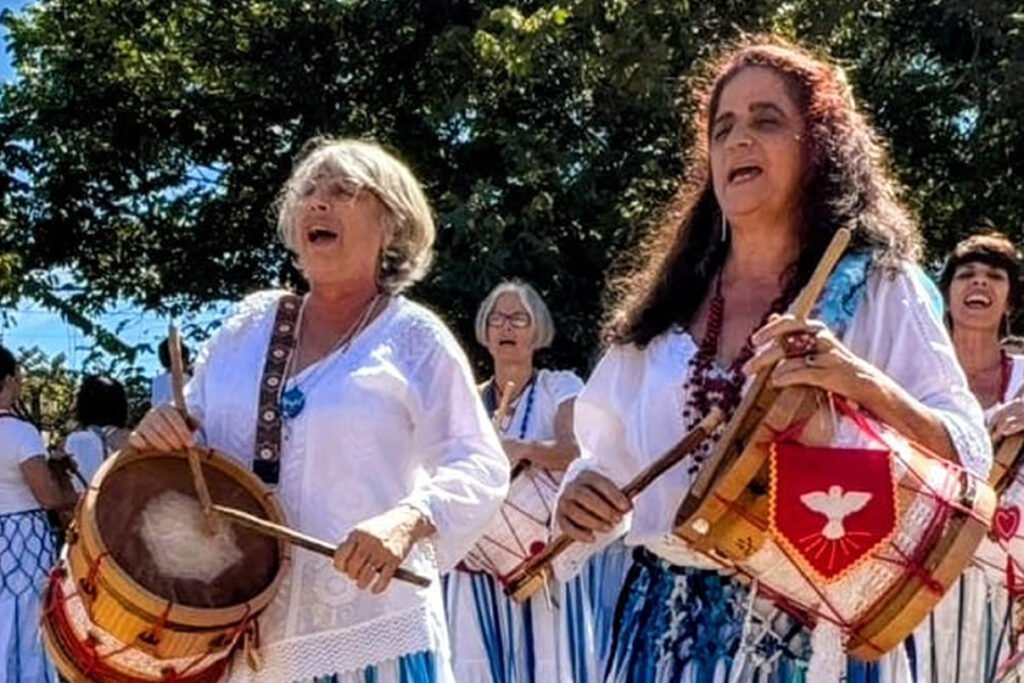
[[276, 138, 435, 294], [475, 280, 556, 349]]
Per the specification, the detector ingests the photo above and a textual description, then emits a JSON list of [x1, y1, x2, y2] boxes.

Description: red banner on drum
[[770, 442, 898, 584]]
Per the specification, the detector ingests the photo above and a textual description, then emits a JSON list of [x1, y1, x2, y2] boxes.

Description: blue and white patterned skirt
[[443, 569, 597, 683], [584, 540, 634, 673], [0, 508, 57, 683], [606, 547, 809, 683]]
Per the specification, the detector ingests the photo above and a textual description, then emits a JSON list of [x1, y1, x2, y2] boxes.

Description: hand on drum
[[502, 440, 530, 465], [555, 470, 631, 543], [128, 404, 199, 452], [334, 504, 426, 594], [744, 313, 874, 401], [990, 398, 1024, 439]]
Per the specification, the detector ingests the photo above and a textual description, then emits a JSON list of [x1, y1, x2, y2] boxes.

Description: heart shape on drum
[[995, 505, 1021, 542]]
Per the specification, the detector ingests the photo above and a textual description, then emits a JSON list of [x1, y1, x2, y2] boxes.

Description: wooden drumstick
[[169, 323, 216, 535], [492, 380, 516, 431], [494, 380, 532, 480], [212, 504, 432, 589], [504, 408, 724, 602]]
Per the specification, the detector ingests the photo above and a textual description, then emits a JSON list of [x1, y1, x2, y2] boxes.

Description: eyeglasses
[[487, 312, 532, 329], [299, 177, 363, 204]]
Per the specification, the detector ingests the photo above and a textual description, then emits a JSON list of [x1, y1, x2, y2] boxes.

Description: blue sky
[[0, 0, 221, 375]]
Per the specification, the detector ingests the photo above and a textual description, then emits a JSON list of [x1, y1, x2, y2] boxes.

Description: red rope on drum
[[44, 567, 227, 683], [174, 603, 254, 678], [703, 421, 992, 657], [142, 599, 175, 646]]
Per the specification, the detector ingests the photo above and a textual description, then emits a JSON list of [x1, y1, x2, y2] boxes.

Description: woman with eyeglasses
[[444, 280, 596, 683], [130, 138, 509, 683]]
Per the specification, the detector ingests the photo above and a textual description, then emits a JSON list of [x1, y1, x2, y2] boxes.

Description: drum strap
[[252, 293, 302, 485]]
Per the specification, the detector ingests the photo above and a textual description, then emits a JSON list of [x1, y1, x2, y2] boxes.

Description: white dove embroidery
[[800, 485, 872, 540]]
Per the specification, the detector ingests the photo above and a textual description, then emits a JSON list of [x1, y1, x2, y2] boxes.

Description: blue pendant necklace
[[280, 294, 382, 420]]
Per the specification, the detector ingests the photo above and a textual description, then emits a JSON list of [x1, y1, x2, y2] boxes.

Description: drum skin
[[460, 465, 560, 581], [44, 446, 289, 680]]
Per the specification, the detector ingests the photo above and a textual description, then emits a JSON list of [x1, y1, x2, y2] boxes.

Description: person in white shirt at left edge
[[129, 137, 510, 683]]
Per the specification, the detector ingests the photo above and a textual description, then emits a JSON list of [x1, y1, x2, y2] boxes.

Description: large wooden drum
[[675, 387, 996, 661], [42, 446, 289, 682]]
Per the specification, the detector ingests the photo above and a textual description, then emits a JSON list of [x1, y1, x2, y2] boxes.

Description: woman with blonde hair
[[131, 138, 509, 683]]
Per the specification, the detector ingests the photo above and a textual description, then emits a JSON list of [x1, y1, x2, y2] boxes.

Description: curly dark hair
[[605, 35, 921, 346], [939, 228, 1023, 320]]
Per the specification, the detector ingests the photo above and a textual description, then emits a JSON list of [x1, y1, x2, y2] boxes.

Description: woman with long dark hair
[[554, 37, 989, 681]]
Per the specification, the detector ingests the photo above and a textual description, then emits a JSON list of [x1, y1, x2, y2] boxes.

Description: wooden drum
[[42, 446, 289, 682], [675, 387, 996, 661]]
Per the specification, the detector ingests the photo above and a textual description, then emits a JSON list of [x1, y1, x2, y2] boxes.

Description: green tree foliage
[[1, 1, 1022, 373], [16, 346, 150, 444]]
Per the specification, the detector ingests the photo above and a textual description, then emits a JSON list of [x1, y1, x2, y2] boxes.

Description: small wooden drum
[[675, 387, 996, 661], [974, 433, 1024, 597], [42, 447, 289, 682], [460, 466, 561, 583]]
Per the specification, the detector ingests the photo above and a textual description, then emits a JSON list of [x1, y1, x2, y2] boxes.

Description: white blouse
[[495, 369, 583, 443], [0, 415, 46, 515], [185, 291, 509, 681], [560, 265, 991, 573], [63, 428, 111, 493]]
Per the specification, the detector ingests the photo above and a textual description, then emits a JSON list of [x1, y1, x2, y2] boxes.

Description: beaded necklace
[[484, 373, 537, 440], [681, 274, 794, 474], [1001, 349, 1013, 401]]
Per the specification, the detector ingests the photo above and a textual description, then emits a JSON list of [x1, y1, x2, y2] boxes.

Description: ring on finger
[[782, 331, 817, 358]]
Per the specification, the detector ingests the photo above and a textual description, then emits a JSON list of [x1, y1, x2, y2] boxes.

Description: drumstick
[[504, 408, 724, 602], [492, 380, 516, 431], [494, 380, 533, 480], [169, 323, 216, 535], [212, 504, 431, 589], [676, 227, 852, 521]]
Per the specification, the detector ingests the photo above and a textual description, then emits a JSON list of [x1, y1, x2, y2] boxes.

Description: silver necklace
[[280, 293, 382, 420]]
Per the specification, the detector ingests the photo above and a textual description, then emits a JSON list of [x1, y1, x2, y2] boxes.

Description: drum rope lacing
[[44, 562, 255, 682], [705, 403, 987, 657]]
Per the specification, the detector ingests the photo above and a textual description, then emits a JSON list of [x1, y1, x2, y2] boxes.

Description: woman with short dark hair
[[63, 374, 131, 491]]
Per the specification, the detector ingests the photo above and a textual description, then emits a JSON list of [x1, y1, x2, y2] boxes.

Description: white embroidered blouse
[[493, 369, 583, 443], [185, 291, 509, 681], [559, 265, 992, 574]]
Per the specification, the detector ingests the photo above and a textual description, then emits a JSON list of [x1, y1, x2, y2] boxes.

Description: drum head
[[96, 454, 280, 608]]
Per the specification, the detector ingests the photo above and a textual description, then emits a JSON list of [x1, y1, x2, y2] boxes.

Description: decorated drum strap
[[252, 294, 302, 485]]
